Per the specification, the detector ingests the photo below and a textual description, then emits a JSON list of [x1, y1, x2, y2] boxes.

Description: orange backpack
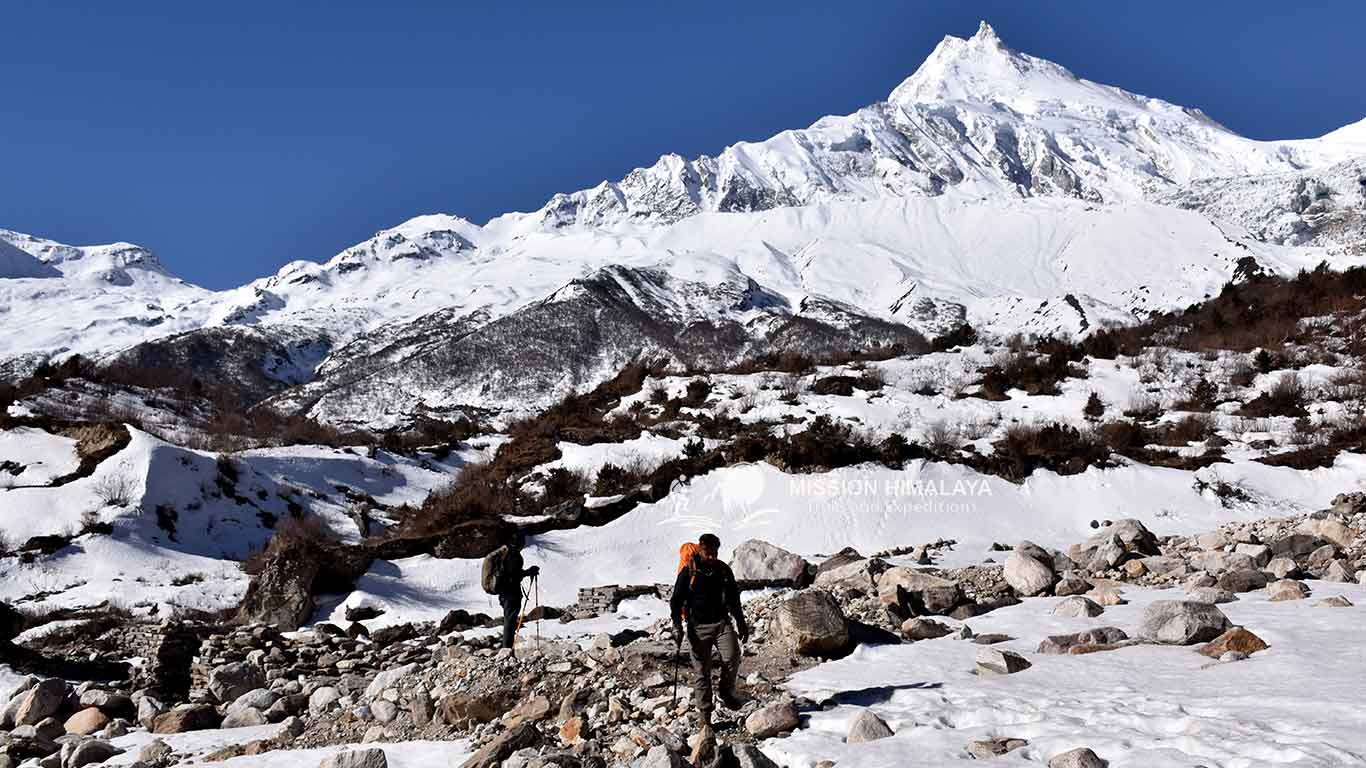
[[677, 542, 702, 619]]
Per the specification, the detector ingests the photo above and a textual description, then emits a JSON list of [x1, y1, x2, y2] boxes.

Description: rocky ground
[[3, 492, 1366, 768]]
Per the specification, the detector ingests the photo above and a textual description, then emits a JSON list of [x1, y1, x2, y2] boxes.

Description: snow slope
[[773, 581, 1366, 767], [333, 454, 1366, 621]]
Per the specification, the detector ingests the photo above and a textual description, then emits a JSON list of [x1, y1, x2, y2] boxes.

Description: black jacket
[[671, 557, 746, 629], [498, 547, 529, 596]]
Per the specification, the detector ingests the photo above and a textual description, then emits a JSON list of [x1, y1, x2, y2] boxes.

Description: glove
[[526, 565, 540, 577], [736, 620, 750, 643]]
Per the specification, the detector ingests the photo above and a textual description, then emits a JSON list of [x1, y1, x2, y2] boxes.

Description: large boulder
[[235, 542, 322, 630], [770, 590, 849, 657], [1069, 519, 1159, 571], [876, 568, 961, 615], [1138, 600, 1232, 644], [1004, 549, 1056, 596], [730, 540, 812, 586], [12, 678, 68, 727]]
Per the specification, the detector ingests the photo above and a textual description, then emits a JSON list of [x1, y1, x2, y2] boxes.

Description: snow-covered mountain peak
[[889, 20, 1078, 105]]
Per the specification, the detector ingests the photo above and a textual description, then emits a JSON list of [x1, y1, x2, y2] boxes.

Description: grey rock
[[1004, 549, 1055, 596], [731, 744, 780, 768], [1138, 600, 1232, 644], [1048, 746, 1108, 767], [319, 748, 389, 768], [632, 745, 685, 768], [770, 590, 848, 657], [1051, 596, 1103, 618], [730, 540, 812, 586], [966, 737, 1028, 758], [1037, 627, 1129, 654], [1217, 568, 1268, 593], [208, 662, 265, 704], [975, 647, 1032, 675], [1185, 587, 1236, 604], [13, 678, 68, 727], [877, 568, 962, 615], [846, 709, 893, 743], [745, 700, 800, 738]]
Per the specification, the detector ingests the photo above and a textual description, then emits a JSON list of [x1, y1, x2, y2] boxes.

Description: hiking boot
[[718, 691, 750, 711]]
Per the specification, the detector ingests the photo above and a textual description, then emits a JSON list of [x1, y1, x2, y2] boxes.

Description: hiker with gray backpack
[[481, 531, 540, 650]]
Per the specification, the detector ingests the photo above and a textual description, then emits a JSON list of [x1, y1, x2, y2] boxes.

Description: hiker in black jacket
[[497, 532, 539, 650], [670, 533, 749, 725]]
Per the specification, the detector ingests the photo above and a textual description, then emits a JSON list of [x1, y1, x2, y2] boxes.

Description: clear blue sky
[[4, 0, 1363, 289]]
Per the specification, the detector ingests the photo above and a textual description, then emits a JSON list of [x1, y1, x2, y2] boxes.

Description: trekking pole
[[534, 573, 541, 651], [670, 632, 681, 709]]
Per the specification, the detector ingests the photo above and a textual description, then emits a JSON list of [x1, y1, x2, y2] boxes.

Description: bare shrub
[[923, 421, 961, 457], [1237, 373, 1307, 418], [779, 374, 803, 404], [92, 472, 136, 507], [959, 414, 1001, 441], [1123, 389, 1163, 420], [242, 513, 339, 576]]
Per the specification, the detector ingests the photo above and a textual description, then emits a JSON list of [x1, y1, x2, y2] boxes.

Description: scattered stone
[[1186, 587, 1236, 604], [877, 568, 962, 616], [901, 618, 952, 640], [1048, 746, 1108, 767], [1267, 579, 1310, 602], [1298, 518, 1356, 549], [152, 704, 221, 734], [1323, 560, 1356, 583], [1217, 568, 1268, 593], [967, 737, 1029, 758], [846, 708, 893, 743], [1037, 627, 1129, 655], [1088, 587, 1126, 606], [1052, 596, 1103, 618], [208, 662, 265, 704], [62, 707, 110, 737], [1265, 557, 1300, 580], [1198, 627, 1269, 658], [1317, 595, 1354, 608], [309, 686, 342, 715], [1054, 571, 1091, 596], [745, 700, 800, 738], [459, 723, 542, 768], [319, 747, 388, 768], [1138, 600, 1232, 644], [1004, 549, 1055, 596], [975, 647, 1032, 675], [65, 739, 123, 768]]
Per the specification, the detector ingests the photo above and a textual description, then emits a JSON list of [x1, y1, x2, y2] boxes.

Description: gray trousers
[[687, 620, 741, 718]]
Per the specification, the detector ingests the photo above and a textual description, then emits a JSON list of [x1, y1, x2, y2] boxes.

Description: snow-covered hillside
[[3, 22, 1365, 399]]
